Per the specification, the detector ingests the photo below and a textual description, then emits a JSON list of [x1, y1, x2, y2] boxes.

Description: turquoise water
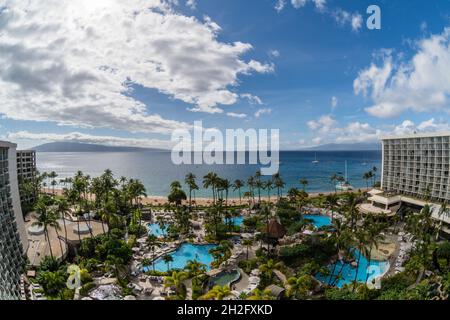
[[209, 270, 241, 288], [303, 215, 332, 228], [147, 223, 167, 237], [37, 151, 381, 197], [316, 249, 389, 288], [144, 243, 217, 272], [225, 216, 244, 227]]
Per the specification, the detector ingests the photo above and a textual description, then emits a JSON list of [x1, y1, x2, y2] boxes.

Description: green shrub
[[80, 282, 96, 297]]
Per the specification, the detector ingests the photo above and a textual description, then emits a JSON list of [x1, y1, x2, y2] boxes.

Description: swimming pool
[[225, 216, 244, 227], [209, 270, 241, 288], [144, 243, 217, 272], [303, 215, 332, 228], [147, 223, 167, 237], [316, 249, 389, 288]]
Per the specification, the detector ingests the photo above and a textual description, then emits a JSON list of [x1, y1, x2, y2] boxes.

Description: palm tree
[[200, 285, 232, 300], [259, 259, 283, 282], [299, 178, 308, 191], [247, 288, 274, 300], [185, 173, 198, 211], [363, 172, 371, 189], [364, 218, 386, 283], [247, 176, 255, 203], [146, 235, 159, 272], [164, 271, 189, 297], [203, 172, 219, 205], [162, 254, 174, 272], [243, 239, 253, 260], [352, 230, 369, 291], [48, 171, 58, 195], [255, 170, 263, 203], [273, 173, 285, 200], [33, 200, 60, 259], [265, 180, 273, 203], [55, 198, 70, 242], [105, 255, 127, 279], [185, 260, 206, 286], [437, 202, 450, 240], [287, 275, 315, 299], [233, 179, 244, 205], [372, 166, 378, 186], [325, 193, 338, 222]]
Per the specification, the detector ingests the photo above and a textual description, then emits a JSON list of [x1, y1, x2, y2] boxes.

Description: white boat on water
[[336, 160, 354, 191], [312, 153, 319, 164]]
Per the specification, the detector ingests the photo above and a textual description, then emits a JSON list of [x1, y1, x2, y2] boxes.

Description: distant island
[[34, 142, 167, 153], [301, 142, 381, 151]]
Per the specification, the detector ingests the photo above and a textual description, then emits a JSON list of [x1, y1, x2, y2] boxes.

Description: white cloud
[[331, 96, 338, 110], [268, 49, 280, 58], [332, 9, 363, 32], [227, 112, 247, 118], [186, 0, 196, 9], [307, 115, 336, 132], [290, 0, 326, 10], [275, 0, 286, 13], [305, 114, 450, 145], [7, 131, 173, 149], [241, 93, 263, 105], [0, 0, 273, 134], [254, 108, 272, 118], [354, 28, 450, 118]]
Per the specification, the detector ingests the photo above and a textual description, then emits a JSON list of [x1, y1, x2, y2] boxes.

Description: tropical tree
[[168, 181, 187, 206], [299, 178, 308, 191], [199, 285, 232, 300], [203, 172, 219, 205], [287, 274, 315, 299], [33, 199, 61, 259], [243, 239, 253, 261], [162, 254, 174, 271], [146, 235, 160, 272], [259, 259, 283, 282], [247, 288, 274, 300], [185, 173, 199, 210], [233, 179, 244, 205], [164, 271, 189, 298]]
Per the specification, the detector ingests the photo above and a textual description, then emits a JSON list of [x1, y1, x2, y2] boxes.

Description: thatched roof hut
[[265, 284, 286, 300], [265, 219, 286, 239]]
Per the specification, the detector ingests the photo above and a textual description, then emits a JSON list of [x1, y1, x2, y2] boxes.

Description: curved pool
[[303, 215, 332, 228], [225, 216, 244, 227], [143, 243, 217, 272], [316, 249, 389, 288], [147, 223, 167, 237], [209, 270, 241, 288]]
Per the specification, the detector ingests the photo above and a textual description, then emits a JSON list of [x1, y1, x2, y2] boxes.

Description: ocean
[[37, 150, 381, 197]]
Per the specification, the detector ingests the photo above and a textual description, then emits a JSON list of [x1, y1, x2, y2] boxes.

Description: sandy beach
[[42, 187, 369, 206]]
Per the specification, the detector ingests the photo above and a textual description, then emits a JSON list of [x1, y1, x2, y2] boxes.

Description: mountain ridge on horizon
[[33, 141, 382, 153], [33, 141, 167, 152], [300, 142, 381, 151]]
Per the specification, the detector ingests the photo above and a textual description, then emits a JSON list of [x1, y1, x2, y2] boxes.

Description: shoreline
[[42, 187, 371, 206]]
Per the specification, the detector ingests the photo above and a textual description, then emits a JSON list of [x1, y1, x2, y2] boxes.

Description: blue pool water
[[144, 243, 217, 272], [147, 223, 167, 237], [316, 249, 389, 288], [225, 216, 244, 227], [303, 215, 332, 228]]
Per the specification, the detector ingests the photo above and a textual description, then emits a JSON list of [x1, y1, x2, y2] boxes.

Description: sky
[[1, 0, 450, 150]]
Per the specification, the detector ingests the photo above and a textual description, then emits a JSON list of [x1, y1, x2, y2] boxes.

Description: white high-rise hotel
[[381, 132, 450, 202], [0, 141, 27, 300]]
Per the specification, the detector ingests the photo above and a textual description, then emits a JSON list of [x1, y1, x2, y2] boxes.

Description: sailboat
[[336, 161, 354, 191], [312, 153, 319, 164]]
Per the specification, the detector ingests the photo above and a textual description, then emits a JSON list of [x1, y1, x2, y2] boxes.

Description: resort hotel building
[[361, 132, 450, 237], [0, 141, 27, 300], [16, 150, 37, 210]]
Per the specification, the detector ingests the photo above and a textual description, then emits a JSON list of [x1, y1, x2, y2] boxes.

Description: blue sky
[[1, 0, 450, 150]]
